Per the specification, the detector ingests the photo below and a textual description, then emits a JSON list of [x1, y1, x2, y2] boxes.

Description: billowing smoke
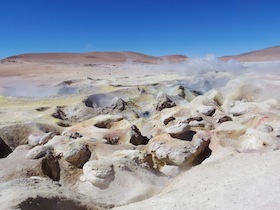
[[1, 81, 79, 98], [1, 82, 59, 97], [243, 61, 280, 74], [1, 55, 279, 99], [155, 55, 245, 75], [155, 55, 280, 76]]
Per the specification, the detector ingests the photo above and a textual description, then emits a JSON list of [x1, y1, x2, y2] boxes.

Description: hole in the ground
[[129, 125, 150, 145], [192, 145, 212, 166], [41, 152, 60, 181], [184, 116, 203, 123], [17, 196, 93, 210], [57, 122, 71, 127], [262, 142, 268, 147], [83, 93, 116, 108], [94, 121, 112, 129], [36, 107, 50, 112], [163, 116, 176, 125], [141, 111, 150, 118], [52, 106, 67, 120], [0, 137, 13, 158], [104, 135, 120, 145], [69, 132, 83, 139], [170, 131, 196, 141]]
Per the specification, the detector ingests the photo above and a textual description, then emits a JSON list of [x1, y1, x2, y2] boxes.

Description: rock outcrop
[[80, 159, 115, 188], [64, 143, 91, 168], [156, 91, 176, 111]]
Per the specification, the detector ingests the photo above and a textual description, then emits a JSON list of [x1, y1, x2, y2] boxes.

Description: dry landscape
[[0, 47, 280, 209]]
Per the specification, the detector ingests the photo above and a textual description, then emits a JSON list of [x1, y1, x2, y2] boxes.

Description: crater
[[17, 196, 93, 210], [0, 137, 13, 158], [36, 107, 50, 112]]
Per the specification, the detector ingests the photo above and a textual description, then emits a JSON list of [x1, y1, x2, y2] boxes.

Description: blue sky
[[1, 0, 280, 58]]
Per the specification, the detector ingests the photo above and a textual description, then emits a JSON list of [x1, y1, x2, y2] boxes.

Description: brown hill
[[2, 52, 187, 64], [220, 46, 280, 62], [158, 54, 188, 63]]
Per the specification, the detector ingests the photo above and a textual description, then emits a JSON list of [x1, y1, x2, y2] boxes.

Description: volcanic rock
[[39, 132, 55, 145], [162, 116, 176, 125], [216, 115, 232, 123], [80, 159, 115, 188], [229, 103, 250, 116], [129, 125, 150, 145], [156, 91, 176, 111], [213, 121, 247, 150], [110, 97, 126, 111], [196, 105, 215, 116], [64, 143, 91, 168], [26, 145, 51, 159], [147, 133, 210, 167], [41, 152, 60, 181], [165, 123, 191, 139]]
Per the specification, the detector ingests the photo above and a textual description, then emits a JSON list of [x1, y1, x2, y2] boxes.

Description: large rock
[[64, 143, 91, 168], [111, 149, 154, 169], [26, 145, 51, 159], [164, 123, 191, 139], [147, 133, 210, 167], [229, 103, 250, 116], [214, 122, 247, 148], [80, 159, 115, 188], [129, 125, 150, 145], [196, 105, 215, 116], [41, 151, 60, 181], [28, 132, 55, 147], [156, 91, 176, 111], [39, 132, 55, 145], [110, 97, 126, 111], [165, 123, 190, 135]]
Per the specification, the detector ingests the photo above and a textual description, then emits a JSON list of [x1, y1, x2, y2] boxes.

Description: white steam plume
[[155, 55, 244, 75]]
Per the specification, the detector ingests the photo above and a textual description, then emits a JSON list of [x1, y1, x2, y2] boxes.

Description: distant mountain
[[2, 52, 187, 64], [220, 46, 280, 62], [158, 55, 188, 63], [6, 46, 280, 64]]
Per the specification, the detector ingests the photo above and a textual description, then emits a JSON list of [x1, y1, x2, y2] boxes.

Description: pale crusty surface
[[0, 54, 280, 210]]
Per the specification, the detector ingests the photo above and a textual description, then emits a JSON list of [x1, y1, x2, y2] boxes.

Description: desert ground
[[0, 48, 280, 209]]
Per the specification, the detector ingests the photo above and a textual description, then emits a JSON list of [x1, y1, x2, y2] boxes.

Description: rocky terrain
[[0, 49, 280, 209]]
